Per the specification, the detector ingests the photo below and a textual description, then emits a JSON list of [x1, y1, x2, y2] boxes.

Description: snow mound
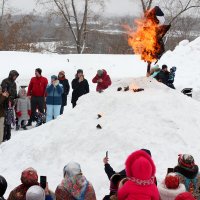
[[159, 36, 200, 91], [1, 77, 200, 199]]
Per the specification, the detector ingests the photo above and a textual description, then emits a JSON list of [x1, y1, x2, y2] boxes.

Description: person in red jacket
[[27, 68, 48, 126], [118, 150, 159, 200], [92, 69, 111, 92]]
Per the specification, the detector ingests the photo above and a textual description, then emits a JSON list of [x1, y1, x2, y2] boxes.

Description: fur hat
[[21, 168, 38, 186], [26, 186, 45, 200], [63, 162, 82, 178], [35, 68, 42, 75], [0, 175, 7, 197], [165, 173, 180, 189], [178, 154, 195, 169], [175, 192, 195, 200], [158, 181, 186, 200]]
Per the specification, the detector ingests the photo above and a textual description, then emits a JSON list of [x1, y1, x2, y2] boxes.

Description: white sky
[[7, 0, 142, 16]]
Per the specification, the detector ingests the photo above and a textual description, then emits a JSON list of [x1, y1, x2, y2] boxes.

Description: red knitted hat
[[165, 173, 180, 189], [21, 168, 38, 186], [175, 192, 195, 200], [178, 154, 195, 168]]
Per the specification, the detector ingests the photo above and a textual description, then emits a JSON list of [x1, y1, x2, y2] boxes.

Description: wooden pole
[[146, 62, 151, 77]]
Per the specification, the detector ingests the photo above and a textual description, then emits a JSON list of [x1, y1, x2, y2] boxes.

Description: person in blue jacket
[[46, 75, 63, 122]]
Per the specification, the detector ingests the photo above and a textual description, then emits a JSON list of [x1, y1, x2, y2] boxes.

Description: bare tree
[[0, 0, 6, 29], [163, 0, 200, 24], [37, 0, 105, 54], [140, 0, 153, 14]]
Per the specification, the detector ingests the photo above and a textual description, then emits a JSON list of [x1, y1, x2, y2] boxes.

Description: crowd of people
[[0, 68, 112, 143], [0, 150, 199, 200], [150, 64, 177, 89]]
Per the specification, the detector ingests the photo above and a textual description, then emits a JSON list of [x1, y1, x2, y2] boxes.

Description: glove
[[17, 111, 22, 117], [28, 110, 31, 116]]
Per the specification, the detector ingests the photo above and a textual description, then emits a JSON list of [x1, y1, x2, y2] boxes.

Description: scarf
[[62, 175, 89, 200]]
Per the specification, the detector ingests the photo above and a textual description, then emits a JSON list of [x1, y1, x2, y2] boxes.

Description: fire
[[127, 16, 161, 63]]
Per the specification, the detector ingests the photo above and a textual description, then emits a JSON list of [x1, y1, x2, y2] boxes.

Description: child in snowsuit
[[167, 66, 176, 89], [16, 88, 31, 130]]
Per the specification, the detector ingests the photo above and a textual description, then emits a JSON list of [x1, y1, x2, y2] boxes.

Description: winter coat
[[118, 150, 159, 200], [17, 89, 31, 121], [71, 78, 89, 104], [155, 70, 169, 85], [174, 165, 200, 199], [4, 108, 15, 125], [7, 168, 39, 200], [1, 70, 19, 106], [0, 94, 6, 117], [59, 77, 70, 106], [27, 76, 48, 97], [105, 164, 126, 181], [158, 182, 186, 200], [55, 175, 96, 200], [46, 83, 63, 105], [92, 70, 112, 92]]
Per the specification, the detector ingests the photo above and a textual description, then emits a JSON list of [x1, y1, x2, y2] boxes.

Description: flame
[[129, 83, 139, 90], [126, 15, 161, 63]]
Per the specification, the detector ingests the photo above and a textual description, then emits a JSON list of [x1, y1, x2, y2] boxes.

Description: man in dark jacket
[[27, 68, 48, 126], [71, 69, 89, 108], [155, 64, 169, 85], [0, 175, 7, 200], [92, 69, 112, 92], [58, 71, 70, 114], [0, 87, 9, 143], [1, 70, 19, 106]]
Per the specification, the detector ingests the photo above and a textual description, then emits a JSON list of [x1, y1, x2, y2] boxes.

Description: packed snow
[[1, 37, 200, 199]]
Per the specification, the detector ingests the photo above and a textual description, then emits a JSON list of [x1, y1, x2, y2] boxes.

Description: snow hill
[[1, 37, 200, 199]]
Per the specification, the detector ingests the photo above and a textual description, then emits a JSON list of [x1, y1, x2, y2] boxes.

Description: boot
[[16, 125, 20, 131]]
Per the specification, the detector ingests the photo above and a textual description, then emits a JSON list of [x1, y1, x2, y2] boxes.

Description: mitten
[[28, 110, 31, 116], [17, 111, 22, 117]]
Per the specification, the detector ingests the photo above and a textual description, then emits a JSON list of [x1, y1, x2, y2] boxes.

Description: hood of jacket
[[8, 70, 19, 80], [125, 150, 156, 180]]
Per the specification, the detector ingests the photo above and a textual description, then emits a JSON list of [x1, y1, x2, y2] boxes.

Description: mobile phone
[[40, 176, 47, 189], [106, 151, 108, 158], [167, 168, 174, 174]]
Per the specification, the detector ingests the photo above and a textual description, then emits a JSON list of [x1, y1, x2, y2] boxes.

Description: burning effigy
[[127, 6, 171, 76]]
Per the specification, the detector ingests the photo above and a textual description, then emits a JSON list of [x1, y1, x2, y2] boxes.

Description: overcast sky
[[8, 0, 142, 16]]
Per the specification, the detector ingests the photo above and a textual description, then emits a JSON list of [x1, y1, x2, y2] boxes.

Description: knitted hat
[[77, 69, 83, 74], [158, 181, 186, 200], [51, 75, 58, 80], [170, 67, 177, 72], [97, 69, 103, 76], [63, 162, 82, 178], [175, 192, 195, 200], [26, 186, 45, 200], [21, 168, 38, 186], [0, 175, 7, 197], [178, 154, 195, 169], [35, 68, 42, 75], [165, 173, 180, 189]]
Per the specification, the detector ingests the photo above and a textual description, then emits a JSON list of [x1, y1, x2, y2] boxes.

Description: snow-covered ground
[[1, 37, 200, 199]]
